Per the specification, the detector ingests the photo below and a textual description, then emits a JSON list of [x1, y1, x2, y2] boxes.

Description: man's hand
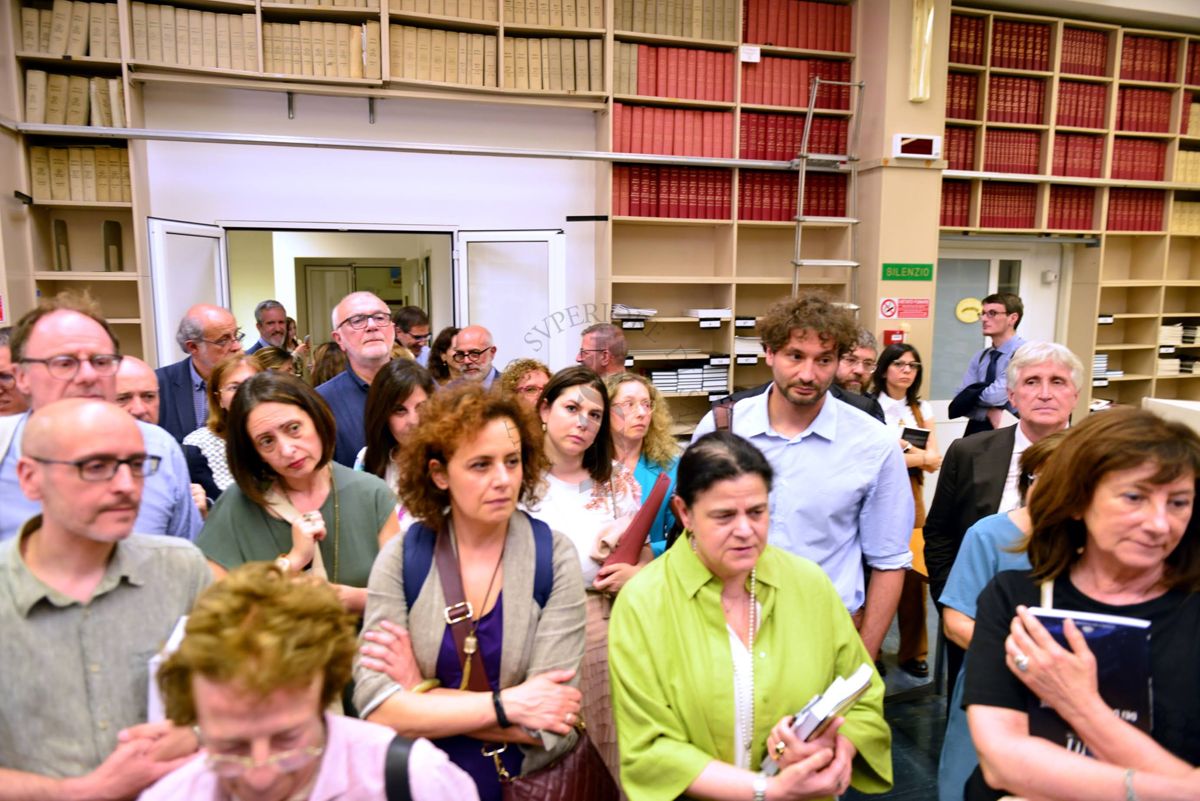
[[61, 739, 191, 801], [117, 720, 199, 762]]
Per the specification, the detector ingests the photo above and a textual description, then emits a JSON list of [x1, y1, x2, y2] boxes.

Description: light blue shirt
[[416, 348, 430, 367], [693, 387, 913, 612], [0, 413, 203, 542], [188, 359, 208, 431], [957, 335, 1026, 420], [633, 452, 679, 557]]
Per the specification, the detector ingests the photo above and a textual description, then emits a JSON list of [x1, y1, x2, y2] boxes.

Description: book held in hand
[[901, 426, 930, 450], [761, 662, 874, 776], [1026, 607, 1151, 756]]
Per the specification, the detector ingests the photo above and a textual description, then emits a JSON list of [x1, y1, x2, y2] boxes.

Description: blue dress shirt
[[632, 452, 679, 557], [316, 365, 371, 468], [188, 360, 208, 431], [0, 413, 203, 542], [956, 335, 1026, 421], [692, 386, 913, 612]]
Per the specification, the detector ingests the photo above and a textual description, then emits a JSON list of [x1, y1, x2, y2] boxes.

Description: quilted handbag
[[494, 725, 620, 801]]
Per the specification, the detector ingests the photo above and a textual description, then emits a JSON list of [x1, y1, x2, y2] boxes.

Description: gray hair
[[581, 322, 628, 361], [0, 326, 11, 348], [175, 313, 204, 352], [853, 327, 878, 352], [1006, 342, 1084, 391], [254, 299, 285, 323]]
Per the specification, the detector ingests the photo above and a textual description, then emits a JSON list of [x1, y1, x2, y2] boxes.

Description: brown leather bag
[[498, 725, 620, 801]]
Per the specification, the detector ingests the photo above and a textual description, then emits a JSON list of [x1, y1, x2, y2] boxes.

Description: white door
[[147, 218, 228, 368], [455, 231, 568, 370], [303, 265, 355, 345]]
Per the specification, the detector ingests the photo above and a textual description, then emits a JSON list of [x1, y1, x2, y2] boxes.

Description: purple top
[[434, 592, 521, 801]]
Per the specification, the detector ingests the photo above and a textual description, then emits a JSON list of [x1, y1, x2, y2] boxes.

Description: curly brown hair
[[499, 358, 551, 397], [157, 562, 358, 725], [757, 294, 857, 357], [604, 372, 680, 469], [396, 383, 548, 530]]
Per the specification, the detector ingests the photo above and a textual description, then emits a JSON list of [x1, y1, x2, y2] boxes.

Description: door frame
[[147, 218, 229, 367]]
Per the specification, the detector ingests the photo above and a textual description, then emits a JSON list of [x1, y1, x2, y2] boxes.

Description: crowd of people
[[2, 286, 1200, 801]]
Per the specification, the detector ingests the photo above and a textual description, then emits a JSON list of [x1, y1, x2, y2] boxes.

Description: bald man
[[450, 325, 500, 389], [115, 356, 161, 425], [0, 398, 210, 799], [155, 304, 243, 443]]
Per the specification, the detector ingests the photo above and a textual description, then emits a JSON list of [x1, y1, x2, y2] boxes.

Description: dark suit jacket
[[923, 424, 1017, 604], [715, 381, 886, 424], [156, 357, 200, 444]]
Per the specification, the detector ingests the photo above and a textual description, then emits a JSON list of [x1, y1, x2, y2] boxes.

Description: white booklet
[[761, 662, 874, 776]]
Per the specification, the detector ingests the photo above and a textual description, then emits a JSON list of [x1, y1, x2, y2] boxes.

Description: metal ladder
[[791, 76, 867, 309]]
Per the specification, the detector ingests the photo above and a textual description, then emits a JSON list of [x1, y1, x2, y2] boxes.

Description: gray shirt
[[0, 520, 211, 778]]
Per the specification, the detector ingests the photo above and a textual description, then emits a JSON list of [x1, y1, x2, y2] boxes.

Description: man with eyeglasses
[[950, 292, 1025, 437], [576, 323, 627, 378], [0, 327, 29, 417], [156, 304, 245, 444], [0, 298, 202, 543], [317, 291, 396, 467], [449, 325, 500, 388], [245, 299, 289, 355], [833, 327, 885, 423], [393, 305, 432, 366], [0, 397, 211, 799]]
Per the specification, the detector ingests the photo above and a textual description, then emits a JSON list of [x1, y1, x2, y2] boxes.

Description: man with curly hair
[[692, 295, 913, 659]]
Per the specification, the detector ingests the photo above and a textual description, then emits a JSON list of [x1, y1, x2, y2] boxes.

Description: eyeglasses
[[27, 454, 161, 481], [20, 354, 123, 380], [204, 745, 325, 780], [405, 332, 431, 343], [515, 384, 545, 396], [840, 355, 876, 371], [199, 331, 245, 348], [217, 381, 245, 397], [452, 348, 494, 363], [891, 361, 921, 372], [578, 348, 607, 358], [337, 313, 392, 331], [613, 399, 654, 414], [981, 310, 1011, 319]]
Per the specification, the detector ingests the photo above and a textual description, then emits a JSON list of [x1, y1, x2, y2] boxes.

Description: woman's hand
[[921, 449, 943, 472], [499, 669, 582, 735], [1005, 605, 1100, 720], [593, 561, 641, 594], [360, 620, 424, 689], [287, 511, 326, 570], [766, 715, 842, 772], [771, 733, 856, 800]]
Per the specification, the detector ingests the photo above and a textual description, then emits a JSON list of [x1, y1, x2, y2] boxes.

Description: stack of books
[[1120, 35, 1178, 82], [613, 43, 735, 102], [1161, 324, 1183, 345], [1107, 189, 1164, 232], [1060, 26, 1109, 76], [1180, 356, 1198, 375], [1093, 353, 1109, 379], [1116, 87, 1173, 134], [948, 14, 986, 65], [612, 303, 657, 319], [735, 336, 762, 355], [1158, 356, 1181, 376], [684, 307, 731, 318], [1056, 83, 1107, 129]]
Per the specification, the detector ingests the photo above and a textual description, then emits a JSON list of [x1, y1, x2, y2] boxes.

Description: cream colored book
[[561, 0, 574, 26], [214, 13, 230, 69], [188, 9, 203, 66], [174, 6, 189, 63], [587, 37, 600, 90], [21, 7, 39, 52], [66, 0, 89, 56], [335, 23, 351, 77], [81, 147, 97, 201], [364, 20, 380, 78], [428, 0, 444, 14], [40, 9, 54, 52], [105, 3, 120, 58], [534, 0, 547, 24], [614, 40, 627, 93], [483, 0, 496, 21], [573, 37, 587, 90], [349, 23, 363, 78], [267, 23, 281, 73], [468, 32, 483, 86], [130, 1, 148, 58], [322, 22, 338, 75], [293, 24, 304, 74], [48, 147, 71, 200], [429, 28, 445, 81], [523, 0, 536, 24], [484, 32, 496, 86], [65, 74, 90, 125], [29, 147, 53, 201], [87, 3, 107, 55], [160, 5, 176, 64], [526, 36, 541, 89], [444, 0, 459, 17], [146, 3, 162, 62], [243, 14, 257, 69], [548, 0, 561, 25], [546, 37, 561, 90], [559, 33, 573, 88], [654, 0, 666, 34], [469, 0, 483, 20], [589, 0, 600, 27], [299, 21, 314, 75], [45, 73, 69, 124], [399, 24, 415, 78], [67, 147, 85, 200], [88, 77, 111, 125], [201, 11, 217, 67], [24, 69, 48, 123], [94, 146, 110, 202], [48, 0, 72, 55], [305, 21, 320, 75], [229, 13, 244, 70], [444, 30, 459, 82], [413, 0, 428, 11], [415, 26, 431, 80], [507, 0, 522, 23], [108, 77, 125, 126], [501, 38, 513, 87], [455, 29, 467, 81], [119, 148, 131, 201], [513, 36, 528, 89], [388, 24, 402, 78]]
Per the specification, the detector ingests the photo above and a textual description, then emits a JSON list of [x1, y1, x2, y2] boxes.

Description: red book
[[682, 48, 696, 99]]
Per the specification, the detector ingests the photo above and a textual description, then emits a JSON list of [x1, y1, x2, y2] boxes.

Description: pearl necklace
[[744, 568, 758, 764]]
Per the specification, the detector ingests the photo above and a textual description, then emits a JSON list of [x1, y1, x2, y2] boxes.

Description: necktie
[[983, 349, 1001, 385]]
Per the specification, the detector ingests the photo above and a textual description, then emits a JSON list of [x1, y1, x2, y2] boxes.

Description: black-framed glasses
[[20, 354, 123, 380], [578, 348, 607, 358], [405, 332, 431, 343], [337, 313, 392, 331], [980, 310, 1011, 319], [28, 454, 161, 481], [452, 347, 494, 363], [199, 330, 245, 348]]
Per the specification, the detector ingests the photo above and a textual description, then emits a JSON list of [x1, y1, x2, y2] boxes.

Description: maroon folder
[[603, 472, 671, 567]]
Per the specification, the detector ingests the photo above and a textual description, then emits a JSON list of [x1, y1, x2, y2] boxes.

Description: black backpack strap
[[384, 735, 416, 801]]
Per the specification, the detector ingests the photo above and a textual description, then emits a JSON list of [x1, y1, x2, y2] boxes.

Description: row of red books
[[1188, 43, 1200, 85], [1107, 188, 1164, 231], [983, 129, 1040, 174], [1116, 87, 1172, 133], [979, 182, 1037, 228], [613, 165, 732, 219], [944, 126, 976, 171], [741, 0, 851, 53], [987, 76, 1046, 125], [739, 113, 847, 159], [940, 180, 971, 227], [741, 57, 850, 109], [1056, 81, 1107, 129], [1111, 138, 1167, 182], [990, 20, 1052, 71], [1052, 133, 1103, 178], [1060, 27, 1109, 77], [612, 104, 733, 158], [1120, 36, 1178, 84], [946, 72, 979, 120], [737, 171, 846, 220], [1048, 186, 1096, 230], [948, 14, 985, 66], [616, 44, 733, 102]]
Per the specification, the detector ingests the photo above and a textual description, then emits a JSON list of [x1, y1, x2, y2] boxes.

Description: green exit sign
[[882, 263, 933, 281]]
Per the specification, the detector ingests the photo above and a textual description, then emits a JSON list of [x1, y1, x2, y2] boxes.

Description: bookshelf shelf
[[1117, 78, 1182, 89], [502, 23, 604, 37], [948, 62, 985, 72], [31, 200, 132, 209], [612, 93, 735, 110], [989, 66, 1054, 79], [261, 3, 382, 22], [386, 11, 499, 32], [611, 31, 737, 50], [15, 52, 123, 70], [986, 122, 1049, 131], [1095, 343, 1157, 350], [739, 104, 852, 117], [611, 275, 731, 284], [754, 45, 855, 61], [146, 0, 257, 11], [1059, 73, 1113, 84], [32, 270, 140, 281], [1055, 125, 1107, 134]]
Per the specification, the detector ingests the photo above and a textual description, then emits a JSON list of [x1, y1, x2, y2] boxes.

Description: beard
[[777, 376, 831, 407]]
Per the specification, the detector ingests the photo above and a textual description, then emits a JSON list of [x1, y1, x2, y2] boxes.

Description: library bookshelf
[[942, 6, 1200, 415]]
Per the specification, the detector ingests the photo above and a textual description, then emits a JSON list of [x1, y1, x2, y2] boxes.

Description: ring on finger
[[1013, 650, 1030, 673], [774, 740, 787, 757]]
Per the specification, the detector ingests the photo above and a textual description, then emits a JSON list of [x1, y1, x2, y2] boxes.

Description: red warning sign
[[879, 297, 930, 320], [879, 298, 898, 319]]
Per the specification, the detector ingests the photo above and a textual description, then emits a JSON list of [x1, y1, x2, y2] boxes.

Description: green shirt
[[609, 538, 893, 800], [198, 462, 395, 588]]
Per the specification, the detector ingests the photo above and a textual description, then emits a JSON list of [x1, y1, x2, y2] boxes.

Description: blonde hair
[[604, 372, 680, 469]]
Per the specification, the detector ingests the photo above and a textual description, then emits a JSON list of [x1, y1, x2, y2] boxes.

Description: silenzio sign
[[881, 263, 933, 281]]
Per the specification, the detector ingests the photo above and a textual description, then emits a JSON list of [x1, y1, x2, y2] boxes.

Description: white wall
[[226, 230, 275, 337]]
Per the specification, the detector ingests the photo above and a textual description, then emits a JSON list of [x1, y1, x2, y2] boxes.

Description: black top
[[963, 569, 1200, 800]]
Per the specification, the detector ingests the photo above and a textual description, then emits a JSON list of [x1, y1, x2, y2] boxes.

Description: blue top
[[632, 452, 679, 557], [316, 365, 371, 468], [692, 385, 913, 613], [187, 360, 208, 432], [957, 335, 1026, 421], [0, 413, 203, 542], [432, 592, 520, 801]]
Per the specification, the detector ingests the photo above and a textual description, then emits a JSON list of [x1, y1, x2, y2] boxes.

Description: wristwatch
[[752, 772, 768, 801]]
